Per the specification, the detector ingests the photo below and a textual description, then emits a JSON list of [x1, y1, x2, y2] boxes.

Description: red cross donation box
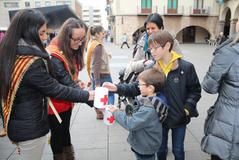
[[94, 87, 109, 109], [103, 106, 115, 125]]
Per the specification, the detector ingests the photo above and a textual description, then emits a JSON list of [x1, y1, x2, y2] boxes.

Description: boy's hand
[[102, 82, 117, 92], [108, 105, 118, 113]]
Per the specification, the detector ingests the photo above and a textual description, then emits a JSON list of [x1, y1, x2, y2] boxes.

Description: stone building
[[108, 0, 239, 44]]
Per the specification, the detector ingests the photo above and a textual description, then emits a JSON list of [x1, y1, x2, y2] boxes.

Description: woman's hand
[[77, 80, 86, 89], [102, 82, 117, 92]]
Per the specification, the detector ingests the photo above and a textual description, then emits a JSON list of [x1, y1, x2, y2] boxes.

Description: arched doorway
[[176, 26, 210, 43], [224, 9, 231, 37]]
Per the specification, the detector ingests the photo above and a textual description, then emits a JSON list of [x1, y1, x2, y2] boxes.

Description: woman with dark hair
[[123, 13, 182, 80], [86, 25, 115, 119], [46, 18, 89, 160], [0, 9, 94, 160]]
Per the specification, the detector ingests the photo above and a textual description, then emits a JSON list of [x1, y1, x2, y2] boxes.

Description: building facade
[[108, 0, 239, 44], [82, 6, 102, 26], [0, 0, 80, 29]]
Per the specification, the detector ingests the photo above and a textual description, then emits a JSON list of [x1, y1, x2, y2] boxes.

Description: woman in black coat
[[0, 9, 94, 160]]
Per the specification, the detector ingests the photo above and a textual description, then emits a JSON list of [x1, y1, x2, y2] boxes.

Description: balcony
[[190, 6, 210, 16], [137, 6, 158, 15], [163, 6, 184, 16]]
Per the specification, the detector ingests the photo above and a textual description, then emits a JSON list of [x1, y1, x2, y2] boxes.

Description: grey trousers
[[10, 135, 47, 160]]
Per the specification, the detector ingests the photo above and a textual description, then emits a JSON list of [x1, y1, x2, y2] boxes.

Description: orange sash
[[47, 44, 77, 81], [2, 56, 39, 134]]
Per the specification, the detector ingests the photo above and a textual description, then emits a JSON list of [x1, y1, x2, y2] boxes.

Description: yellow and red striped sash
[[2, 55, 39, 134]]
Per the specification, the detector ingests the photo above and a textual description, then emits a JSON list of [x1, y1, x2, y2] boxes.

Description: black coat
[[8, 41, 89, 142], [117, 59, 201, 129]]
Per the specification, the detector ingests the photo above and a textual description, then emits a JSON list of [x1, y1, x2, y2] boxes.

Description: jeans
[[157, 125, 186, 160], [92, 74, 115, 105]]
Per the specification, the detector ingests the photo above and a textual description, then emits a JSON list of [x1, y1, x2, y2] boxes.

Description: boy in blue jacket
[[108, 68, 168, 160]]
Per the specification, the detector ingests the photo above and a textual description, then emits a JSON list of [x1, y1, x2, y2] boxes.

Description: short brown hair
[[148, 30, 174, 52], [138, 68, 165, 93]]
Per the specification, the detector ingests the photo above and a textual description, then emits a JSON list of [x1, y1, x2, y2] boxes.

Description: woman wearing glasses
[[0, 9, 94, 160], [86, 25, 115, 119], [46, 18, 90, 160]]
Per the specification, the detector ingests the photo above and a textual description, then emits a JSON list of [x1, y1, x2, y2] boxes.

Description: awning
[[9, 5, 79, 29]]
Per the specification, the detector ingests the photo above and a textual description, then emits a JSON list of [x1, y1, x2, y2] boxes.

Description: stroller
[[117, 67, 141, 115]]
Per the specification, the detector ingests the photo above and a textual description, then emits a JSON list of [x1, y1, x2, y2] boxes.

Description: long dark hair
[[0, 9, 46, 100], [144, 13, 164, 30], [57, 18, 87, 74]]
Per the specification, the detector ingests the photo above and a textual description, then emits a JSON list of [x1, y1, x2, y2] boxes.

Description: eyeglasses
[[70, 36, 85, 43], [149, 44, 162, 53], [138, 83, 148, 87]]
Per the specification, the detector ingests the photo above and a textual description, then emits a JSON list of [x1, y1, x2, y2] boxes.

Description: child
[[148, 30, 201, 160], [104, 30, 201, 160], [108, 68, 168, 160]]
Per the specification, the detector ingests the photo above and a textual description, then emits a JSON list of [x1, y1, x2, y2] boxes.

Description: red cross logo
[[107, 116, 115, 124], [100, 95, 108, 105]]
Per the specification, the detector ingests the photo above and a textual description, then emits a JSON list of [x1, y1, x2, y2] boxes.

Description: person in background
[[108, 68, 167, 160], [0, 9, 94, 160], [86, 25, 115, 120], [216, 32, 227, 45], [46, 18, 90, 160], [121, 33, 130, 49], [201, 17, 239, 160]]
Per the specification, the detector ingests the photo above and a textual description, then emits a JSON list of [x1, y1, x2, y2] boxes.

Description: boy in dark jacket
[[108, 68, 168, 160]]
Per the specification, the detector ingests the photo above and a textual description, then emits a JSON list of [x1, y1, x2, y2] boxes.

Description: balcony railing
[[137, 6, 158, 15], [163, 6, 184, 15], [190, 6, 210, 16]]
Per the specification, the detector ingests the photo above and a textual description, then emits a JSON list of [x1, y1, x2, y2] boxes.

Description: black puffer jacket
[[8, 40, 89, 142], [117, 59, 201, 129]]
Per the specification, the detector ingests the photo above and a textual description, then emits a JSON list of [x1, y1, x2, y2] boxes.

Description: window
[[45, 1, 51, 6], [4, 2, 19, 8], [168, 0, 177, 9], [167, 0, 178, 14], [35, 1, 41, 7], [194, 0, 203, 9], [56, 1, 71, 6], [141, 0, 151, 9], [25, 2, 30, 7]]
